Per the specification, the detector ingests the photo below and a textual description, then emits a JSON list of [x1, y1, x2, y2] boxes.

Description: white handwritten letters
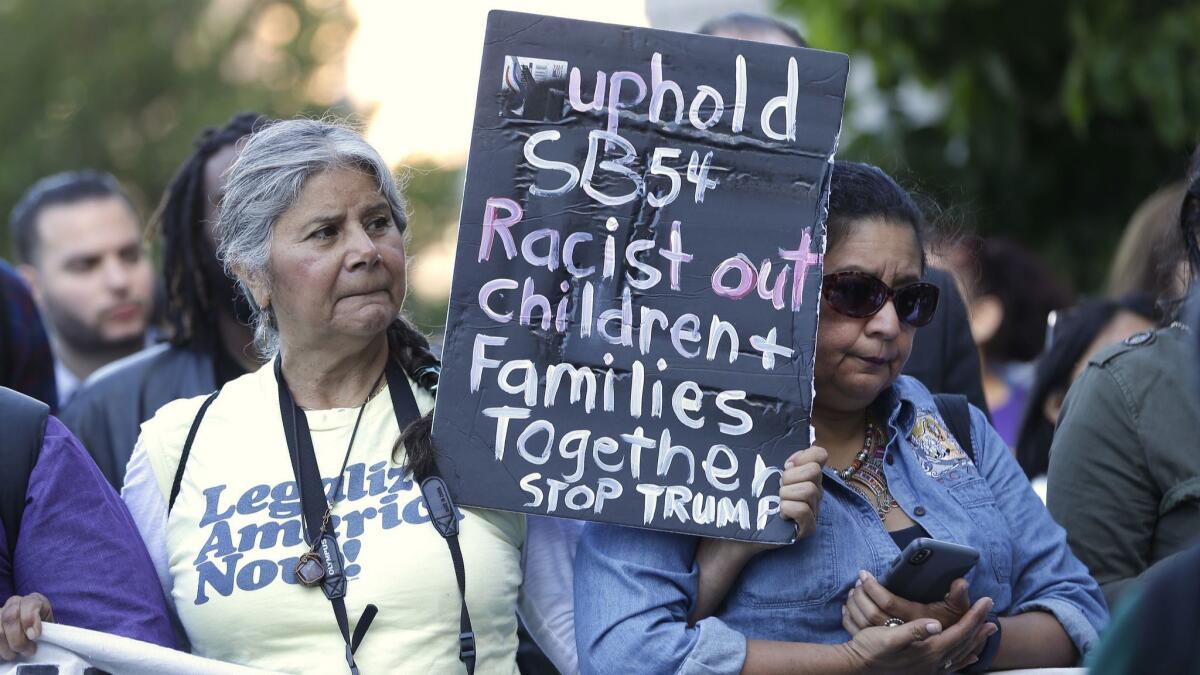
[[434, 13, 847, 541]]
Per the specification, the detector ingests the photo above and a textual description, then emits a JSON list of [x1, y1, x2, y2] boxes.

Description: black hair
[[155, 112, 264, 351], [9, 170, 136, 264], [1182, 147, 1200, 372], [1012, 297, 1151, 477], [827, 160, 928, 270], [390, 316, 443, 481], [964, 237, 1073, 362], [1182, 145, 1200, 284], [697, 12, 808, 48]]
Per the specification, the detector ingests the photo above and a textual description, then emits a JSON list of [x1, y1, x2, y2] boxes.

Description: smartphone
[[883, 538, 980, 604]]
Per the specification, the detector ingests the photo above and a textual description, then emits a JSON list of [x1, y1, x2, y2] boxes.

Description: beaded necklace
[[837, 421, 896, 520]]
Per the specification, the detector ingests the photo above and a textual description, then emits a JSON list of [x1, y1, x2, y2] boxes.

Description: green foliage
[[0, 0, 354, 258], [780, 0, 1200, 290], [401, 161, 463, 338], [0, 0, 467, 342]]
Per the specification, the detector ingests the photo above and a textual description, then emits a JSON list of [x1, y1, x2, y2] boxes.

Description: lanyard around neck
[[276, 357, 417, 674], [274, 356, 475, 674], [276, 358, 419, 531]]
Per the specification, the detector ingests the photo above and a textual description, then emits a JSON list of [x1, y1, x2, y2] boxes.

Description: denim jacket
[[573, 375, 1108, 675]]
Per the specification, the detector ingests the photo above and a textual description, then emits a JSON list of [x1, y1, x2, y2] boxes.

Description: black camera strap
[[385, 360, 477, 675], [277, 357, 376, 675], [277, 356, 475, 674]]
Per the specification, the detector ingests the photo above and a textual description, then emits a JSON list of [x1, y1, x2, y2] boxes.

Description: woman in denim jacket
[[573, 162, 1107, 674]]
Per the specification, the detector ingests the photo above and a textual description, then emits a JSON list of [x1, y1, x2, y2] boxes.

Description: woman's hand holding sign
[[0, 593, 52, 660], [779, 445, 828, 536], [690, 445, 827, 624]]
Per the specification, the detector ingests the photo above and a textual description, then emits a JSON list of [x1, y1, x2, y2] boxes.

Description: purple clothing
[[990, 381, 1029, 448], [0, 259, 58, 411], [0, 416, 175, 647]]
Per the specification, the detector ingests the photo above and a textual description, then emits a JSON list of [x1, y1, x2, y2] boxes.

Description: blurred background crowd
[[1, 2, 1193, 336], [5, 0, 1199, 478], [2, 1, 1200, 672], [3, 0, 1197, 324]]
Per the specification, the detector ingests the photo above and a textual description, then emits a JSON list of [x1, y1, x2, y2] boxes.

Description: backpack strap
[[0, 387, 50, 554], [933, 393, 976, 464], [168, 390, 221, 514]]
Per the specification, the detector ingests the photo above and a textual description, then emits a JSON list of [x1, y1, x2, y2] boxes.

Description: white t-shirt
[[56, 360, 81, 408], [128, 360, 525, 674]]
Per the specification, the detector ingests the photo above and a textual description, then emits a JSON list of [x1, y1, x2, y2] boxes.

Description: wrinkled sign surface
[[431, 10, 848, 542]]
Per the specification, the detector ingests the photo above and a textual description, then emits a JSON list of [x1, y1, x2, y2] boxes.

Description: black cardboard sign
[[431, 10, 848, 542]]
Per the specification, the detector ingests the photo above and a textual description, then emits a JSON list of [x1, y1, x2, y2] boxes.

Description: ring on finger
[[882, 617, 904, 628]]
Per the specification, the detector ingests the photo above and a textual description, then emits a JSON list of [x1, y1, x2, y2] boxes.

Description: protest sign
[[431, 10, 848, 542], [0, 623, 279, 675]]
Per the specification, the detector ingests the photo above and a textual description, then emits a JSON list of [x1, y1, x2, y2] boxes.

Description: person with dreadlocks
[[1047, 144, 1200, 611], [61, 113, 265, 490], [114, 117, 585, 674]]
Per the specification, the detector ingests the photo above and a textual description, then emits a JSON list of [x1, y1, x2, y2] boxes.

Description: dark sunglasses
[[821, 271, 940, 327]]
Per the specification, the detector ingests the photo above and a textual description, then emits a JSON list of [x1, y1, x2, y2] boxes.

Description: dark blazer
[[902, 266, 988, 413], [61, 343, 218, 489]]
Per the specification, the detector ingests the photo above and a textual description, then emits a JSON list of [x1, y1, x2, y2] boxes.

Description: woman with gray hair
[[119, 118, 556, 674]]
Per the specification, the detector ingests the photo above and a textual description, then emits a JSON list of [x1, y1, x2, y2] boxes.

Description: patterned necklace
[[837, 421, 897, 520]]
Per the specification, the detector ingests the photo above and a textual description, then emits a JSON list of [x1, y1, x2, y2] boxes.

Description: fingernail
[[785, 461, 795, 469], [968, 656, 979, 665], [858, 569, 868, 580], [854, 579, 862, 588], [925, 622, 942, 634], [25, 628, 36, 641]]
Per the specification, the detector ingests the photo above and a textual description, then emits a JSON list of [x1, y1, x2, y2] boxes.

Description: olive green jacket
[[1047, 324, 1200, 610]]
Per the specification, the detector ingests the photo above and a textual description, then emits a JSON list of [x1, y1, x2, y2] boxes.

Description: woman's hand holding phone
[[843, 571, 996, 671], [840, 595, 994, 674], [844, 570, 972, 634]]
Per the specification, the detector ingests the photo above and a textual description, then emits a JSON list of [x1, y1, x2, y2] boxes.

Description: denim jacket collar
[[871, 378, 920, 441]]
